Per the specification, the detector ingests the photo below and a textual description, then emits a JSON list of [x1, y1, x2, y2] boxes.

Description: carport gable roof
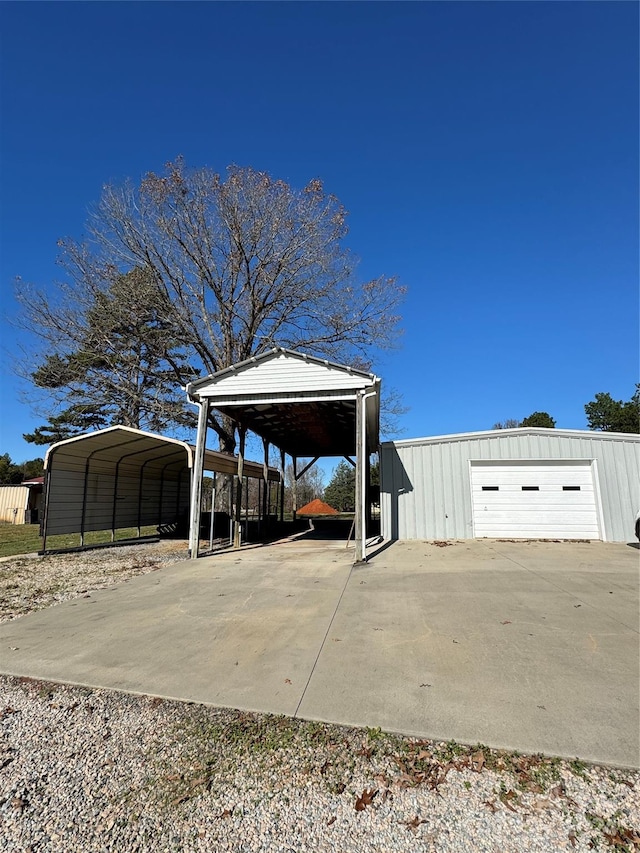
[[186, 348, 381, 458]]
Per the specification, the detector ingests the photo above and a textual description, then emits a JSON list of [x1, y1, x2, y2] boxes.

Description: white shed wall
[[380, 430, 640, 543]]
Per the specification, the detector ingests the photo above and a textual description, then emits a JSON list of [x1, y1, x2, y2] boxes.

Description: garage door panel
[[472, 487, 595, 497], [472, 473, 594, 486], [473, 494, 596, 507], [471, 461, 600, 539]]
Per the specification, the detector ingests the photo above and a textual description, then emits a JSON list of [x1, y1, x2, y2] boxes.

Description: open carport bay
[[0, 537, 637, 768]]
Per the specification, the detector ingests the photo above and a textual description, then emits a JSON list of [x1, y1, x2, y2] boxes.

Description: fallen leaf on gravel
[[499, 790, 519, 812], [396, 772, 418, 788], [218, 809, 233, 819], [0, 706, 17, 718], [471, 750, 485, 772], [402, 815, 427, 832], [355, 788, 377, 811], [11, 797, 26, 812], [568, 831, 578, 847], [327, 816, 337, 826], [483, 799, 497, 812], [605, 828, 640, 846], [531, 798, 554, 811]]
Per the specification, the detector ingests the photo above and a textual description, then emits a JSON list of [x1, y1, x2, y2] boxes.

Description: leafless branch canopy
[[18, 159, 406, 449]]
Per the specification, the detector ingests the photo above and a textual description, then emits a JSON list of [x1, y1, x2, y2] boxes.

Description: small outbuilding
[[0, 478, 44, 525], [380, 427, 640, 542]]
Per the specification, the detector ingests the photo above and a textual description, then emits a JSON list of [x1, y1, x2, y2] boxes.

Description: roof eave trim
[[44, 426, 193, 470], [382, 427, 640, 447]]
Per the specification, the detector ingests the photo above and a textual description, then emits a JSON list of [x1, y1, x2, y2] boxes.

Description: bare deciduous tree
[[284, 461, 325, 513], [18, 267, 196, 444], [18, 159, 405, 451]]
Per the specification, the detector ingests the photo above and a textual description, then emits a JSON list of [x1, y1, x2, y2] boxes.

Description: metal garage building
[[380, 427, 640, 543]]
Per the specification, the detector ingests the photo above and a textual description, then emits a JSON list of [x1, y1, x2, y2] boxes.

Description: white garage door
[[471, 461, 600, 539]]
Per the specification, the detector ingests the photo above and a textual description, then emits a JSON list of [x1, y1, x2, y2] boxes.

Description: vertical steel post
[[233, 427, 246, 549], [262, 438, 269, 536], [189, 398, 210, 558], [80, 455, 92, 548], [292, 457, 297, 521], [354, 391, 364, 562], [41, 459, 53, 554], [208, 472, 216, 551], [279, 448, 285, 522]]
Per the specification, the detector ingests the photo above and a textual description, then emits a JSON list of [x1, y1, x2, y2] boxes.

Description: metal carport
[[186, 348, 381, 562], [42, 426, 280, 552]]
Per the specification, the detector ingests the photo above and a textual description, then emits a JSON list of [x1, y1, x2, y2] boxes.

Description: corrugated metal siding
[[0, 486, 29, 524], [381, 431, 640, 542], [45, 460, 190, 536]]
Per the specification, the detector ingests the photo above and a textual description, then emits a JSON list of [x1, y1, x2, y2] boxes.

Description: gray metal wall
[[380, 429, 640, 543], [45, 457, 190, 536]]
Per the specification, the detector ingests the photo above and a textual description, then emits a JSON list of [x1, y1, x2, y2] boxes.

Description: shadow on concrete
[[301, 518, 353, 540]]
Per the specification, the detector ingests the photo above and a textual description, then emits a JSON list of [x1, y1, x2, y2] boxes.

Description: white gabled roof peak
[[186, 348, 379, 397]]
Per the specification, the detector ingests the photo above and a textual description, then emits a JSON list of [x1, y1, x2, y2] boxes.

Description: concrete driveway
[[0, 536, 638, 767]]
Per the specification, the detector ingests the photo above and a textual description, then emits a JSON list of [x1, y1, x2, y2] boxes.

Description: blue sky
[[1, 1, 638, 472]]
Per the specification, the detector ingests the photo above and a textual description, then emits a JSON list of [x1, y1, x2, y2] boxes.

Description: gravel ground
[[0, 543, 638, 852], [0, 541, 189, 624]]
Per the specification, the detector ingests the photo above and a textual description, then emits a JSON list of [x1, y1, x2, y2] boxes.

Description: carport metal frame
[[42, 426, 280, 553], [186, 348, 381, 562]]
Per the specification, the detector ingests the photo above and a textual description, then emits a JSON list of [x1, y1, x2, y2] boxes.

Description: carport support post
[[189, 398, 210, 559], [262, 438, 269, 536], [233, 427, 246, 549], [279, 449, 285, 522], [355, 390, 364, 562], [292, 457, 297, 521]]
